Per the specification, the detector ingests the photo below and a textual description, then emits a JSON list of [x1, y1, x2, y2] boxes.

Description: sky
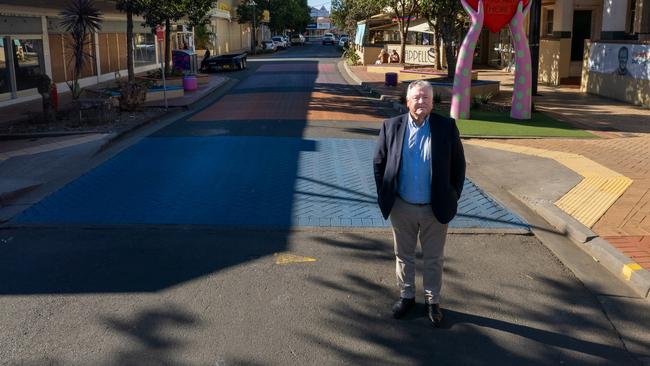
[[308, 0, 330, 10]]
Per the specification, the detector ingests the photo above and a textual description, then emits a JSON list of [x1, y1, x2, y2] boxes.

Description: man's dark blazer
[[373, 112, 466, 224]]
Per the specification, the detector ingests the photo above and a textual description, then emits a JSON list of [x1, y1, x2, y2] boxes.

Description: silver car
[[322, 33, 335, 45]]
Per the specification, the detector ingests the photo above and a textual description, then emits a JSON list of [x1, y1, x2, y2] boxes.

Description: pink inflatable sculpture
[[450, 0, 484, 120], [450, 0, 533, 120]]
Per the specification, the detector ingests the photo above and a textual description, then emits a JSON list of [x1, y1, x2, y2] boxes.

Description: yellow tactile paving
[[466, 140, 633, 228], [556, 176, 633, 227]]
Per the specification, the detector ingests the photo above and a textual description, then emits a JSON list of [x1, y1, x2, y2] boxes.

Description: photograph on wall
[[588, 42, 650, 80]]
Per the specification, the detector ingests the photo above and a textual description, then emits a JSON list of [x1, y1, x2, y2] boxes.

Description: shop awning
[[368, 18, 434, 34], [408, 19, 435, 34]]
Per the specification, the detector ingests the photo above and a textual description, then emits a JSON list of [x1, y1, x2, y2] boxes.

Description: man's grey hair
[[406, 80, 433, 98]]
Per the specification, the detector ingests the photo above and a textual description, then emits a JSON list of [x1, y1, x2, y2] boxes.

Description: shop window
[[134, 33, 155, 66], [545, 9, 554, 36], [13, 38, 44, 91]]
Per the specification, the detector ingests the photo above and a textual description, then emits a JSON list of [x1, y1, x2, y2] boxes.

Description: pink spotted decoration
[[451, 0, 533, 120]]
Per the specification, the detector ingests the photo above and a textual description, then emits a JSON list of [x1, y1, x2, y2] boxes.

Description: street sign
[[156, 26, 164, 42]]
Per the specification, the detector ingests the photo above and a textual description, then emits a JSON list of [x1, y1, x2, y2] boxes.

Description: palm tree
[[115, 0, 145, 82], [60, 0, 102, 99]]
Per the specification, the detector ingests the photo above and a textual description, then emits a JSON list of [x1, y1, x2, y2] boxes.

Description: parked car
[[291, 33, 305, 45], [281, 35, 291, 47], [272, 36, 287, 49], [338, 36, 349, 48], [262, 40, 276, 51], [322, 33, 335, 45]]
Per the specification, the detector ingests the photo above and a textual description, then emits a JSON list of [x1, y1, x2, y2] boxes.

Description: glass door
[[13, 36, 45, 97], [0, 37, 12, 100]]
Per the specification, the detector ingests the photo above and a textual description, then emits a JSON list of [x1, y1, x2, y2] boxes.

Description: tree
[[137, 0, 212, 75], [115, 0, 145, 82], [237, 0, 310, 36], [419, 0, 466, 78], [60, 0, 102, 99], [236, 0, 268, 51], [268, 0, 311, 34], [331, 0, 384, 36], [236, 0, 268, 25], [383, 0, 419, 64]]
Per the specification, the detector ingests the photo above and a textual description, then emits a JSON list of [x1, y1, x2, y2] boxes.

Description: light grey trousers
[[389, 196, 448, 304]]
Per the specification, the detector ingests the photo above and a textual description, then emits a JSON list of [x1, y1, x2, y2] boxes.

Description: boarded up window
[[50, 33, 97, 82], [117, 32, 127, 71], [49, 34, 66, 83], [99, 33, 110, 73]]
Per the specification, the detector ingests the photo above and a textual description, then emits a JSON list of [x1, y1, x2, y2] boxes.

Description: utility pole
[[528, 0, 542, 95], [250, 0, 257, 55]]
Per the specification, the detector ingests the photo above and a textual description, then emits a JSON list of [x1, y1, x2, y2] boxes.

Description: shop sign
[[387, 45, 437, 65], [156, 25, 164, 42], [588, 42, 650, 80]]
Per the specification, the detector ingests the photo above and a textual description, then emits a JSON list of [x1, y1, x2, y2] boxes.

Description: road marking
[[465, 140, 632, 228], [274, 253, 317, 265], [622, 262, 642, 280]]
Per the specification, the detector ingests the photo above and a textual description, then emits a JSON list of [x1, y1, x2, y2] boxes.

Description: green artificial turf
[[446, 110, 598, 138]]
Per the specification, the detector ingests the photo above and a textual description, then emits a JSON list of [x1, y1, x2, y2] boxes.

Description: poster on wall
[[355, 24, 366, 46], [588, 42, 650, 80]]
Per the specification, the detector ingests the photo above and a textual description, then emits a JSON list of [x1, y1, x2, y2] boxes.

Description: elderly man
[[373, 80, 466, 326]]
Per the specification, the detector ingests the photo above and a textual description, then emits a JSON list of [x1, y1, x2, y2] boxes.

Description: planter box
[[145, 86, 184, 102], [427, 79, 500, 100], [368, 65, 479, 81], [138, 74, 210, 88]]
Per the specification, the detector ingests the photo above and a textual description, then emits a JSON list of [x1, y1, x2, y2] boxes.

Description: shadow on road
[[299, 232, 639, 365]]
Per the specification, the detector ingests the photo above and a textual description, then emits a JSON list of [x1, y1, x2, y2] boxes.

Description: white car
[[322, 33, 335, 45], [272, 36, 287, 49], [338, 36, 349, 48], [262, 40, 276, 51], [291, 33, 305, 45]]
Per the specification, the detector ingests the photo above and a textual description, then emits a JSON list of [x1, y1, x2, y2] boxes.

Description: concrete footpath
[[342, 62, 650, 302], [0, 75, 231, 217]]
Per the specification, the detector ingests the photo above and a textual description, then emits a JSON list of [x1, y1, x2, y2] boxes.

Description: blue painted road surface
[[16, 137, 528, 230]]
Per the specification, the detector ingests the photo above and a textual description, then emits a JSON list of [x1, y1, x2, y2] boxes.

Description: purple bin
[[385, 72, 398, 86], [183, 75, 198, 91]]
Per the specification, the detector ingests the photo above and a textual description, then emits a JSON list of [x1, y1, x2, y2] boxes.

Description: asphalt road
[[0, 42, 645, 365]]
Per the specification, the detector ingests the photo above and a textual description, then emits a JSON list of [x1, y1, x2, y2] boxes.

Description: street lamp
[[249, 0, 257, 55]]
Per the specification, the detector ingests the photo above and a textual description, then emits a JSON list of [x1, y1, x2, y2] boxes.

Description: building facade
[[0, 0, 160, 107], [0, 0, 269, 108], [307, 6, 332, 39], [356, 0, 650, 107]]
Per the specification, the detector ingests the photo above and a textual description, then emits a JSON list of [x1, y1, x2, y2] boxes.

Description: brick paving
[[348, 63, 650, 268], [603, 236, 650, 269], [477, 70, 650, 269], [189, 91, 391, 122], [476, 68, 650, 269]]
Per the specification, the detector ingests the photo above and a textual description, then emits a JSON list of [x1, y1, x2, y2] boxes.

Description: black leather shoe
[[392, 297, 415, 319], [425, 303, 443, 327]]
